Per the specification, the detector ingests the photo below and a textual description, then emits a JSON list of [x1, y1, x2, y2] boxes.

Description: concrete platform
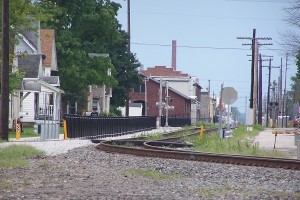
[[254, 128, 299, 159]]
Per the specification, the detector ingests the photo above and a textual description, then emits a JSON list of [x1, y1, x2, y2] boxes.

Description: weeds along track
[[94, 128, 300, 170]]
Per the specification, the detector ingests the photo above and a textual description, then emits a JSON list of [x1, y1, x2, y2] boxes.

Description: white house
[[86, 53, 112, 114], [10, 23, 63, 129]]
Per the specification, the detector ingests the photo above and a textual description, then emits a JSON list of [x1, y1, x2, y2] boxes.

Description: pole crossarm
[[237, 37, 272, 40]]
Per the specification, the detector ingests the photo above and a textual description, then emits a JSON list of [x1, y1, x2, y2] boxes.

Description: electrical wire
[[132, 42, 284, 52]]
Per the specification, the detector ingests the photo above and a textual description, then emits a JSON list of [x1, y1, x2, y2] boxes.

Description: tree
[[282, 0, 300, 55], [282, 1, 300, 108], [109, 30, 141, 107], [42, 0, 122, 113], [291, 53, 300, 104], [43, 0, 141, 113], [0, 0, 56, 93]]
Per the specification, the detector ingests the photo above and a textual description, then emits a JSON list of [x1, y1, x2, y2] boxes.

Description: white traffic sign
[[222, 87, 238, 105], [164, 106, 174, 110]]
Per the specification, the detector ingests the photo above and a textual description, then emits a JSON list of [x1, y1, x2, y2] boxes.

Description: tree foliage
[[43, 0, 141, 111], [0, 0, 56, 93], [283, 1, 300, 104], [282, 0, 300, 55], [109, 30, 142, 107]]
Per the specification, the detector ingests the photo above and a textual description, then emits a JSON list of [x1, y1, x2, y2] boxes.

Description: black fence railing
[[64, 115, 157, 139], [161, 116, 191, 127]]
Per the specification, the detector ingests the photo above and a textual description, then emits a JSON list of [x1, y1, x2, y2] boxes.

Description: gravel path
[[1, 128, 300, 199], [1, 144, 300, 199]]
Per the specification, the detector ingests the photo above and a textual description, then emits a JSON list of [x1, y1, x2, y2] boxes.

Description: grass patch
[[8, 127, 39, 139], [5, 127, 65, 140], [184, 125, 287, 158], [0, 178, 13, 190], [123, 168, 179, 180], [198, 184, 235, 197], [143, 133, 164, 141], [0, 144, 45, 168]]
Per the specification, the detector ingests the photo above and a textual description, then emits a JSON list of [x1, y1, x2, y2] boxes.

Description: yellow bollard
[[16, 123, 20, 141], [199, 125, 204, 140], [63, 119, 68, 140]]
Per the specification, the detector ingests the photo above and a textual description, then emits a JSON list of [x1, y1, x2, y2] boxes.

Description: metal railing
[[161, 116, 191, 127], [64, 115, 157, 139]]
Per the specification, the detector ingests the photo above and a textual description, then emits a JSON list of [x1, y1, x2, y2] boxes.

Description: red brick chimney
[[171, 40, 176, 71]]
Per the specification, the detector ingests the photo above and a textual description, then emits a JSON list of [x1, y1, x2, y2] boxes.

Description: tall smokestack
[[171, 40, 176, 71]]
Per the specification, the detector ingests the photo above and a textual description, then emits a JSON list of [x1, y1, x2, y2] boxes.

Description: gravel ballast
[[1, 142, 300, 199]]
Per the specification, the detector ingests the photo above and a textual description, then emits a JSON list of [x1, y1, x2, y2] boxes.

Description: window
[[92, 99, 98, 111], [133, 84, 145, 93]]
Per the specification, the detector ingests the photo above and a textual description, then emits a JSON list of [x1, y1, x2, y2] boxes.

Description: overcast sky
[[113, 0, 297, 113]]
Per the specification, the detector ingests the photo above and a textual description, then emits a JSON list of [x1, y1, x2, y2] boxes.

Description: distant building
[[128, 66, 202, 122]]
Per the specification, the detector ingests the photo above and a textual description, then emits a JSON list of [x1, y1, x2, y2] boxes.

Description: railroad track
[[94, 127, 300, 170]]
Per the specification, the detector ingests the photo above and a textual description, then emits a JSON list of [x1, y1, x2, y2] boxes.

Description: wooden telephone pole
[[0, 0, 9, 141], [125, 0, 131, 116], [237, 29, 272, 125]]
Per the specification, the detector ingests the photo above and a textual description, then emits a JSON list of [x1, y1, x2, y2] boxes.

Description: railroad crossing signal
[[164, 106, 174, 110]]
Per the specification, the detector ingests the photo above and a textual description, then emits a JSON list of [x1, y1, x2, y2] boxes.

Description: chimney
[[171, 40, 176, 71]]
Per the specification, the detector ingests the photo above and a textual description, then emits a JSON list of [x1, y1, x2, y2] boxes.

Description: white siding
[[20, 93, 35, 122]]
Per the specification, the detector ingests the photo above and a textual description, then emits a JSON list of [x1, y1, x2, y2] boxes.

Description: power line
[[132, 42, 283, 51], [129, 10, 282, 21], [132, 42, 249, 50], [224, 0, 291, 3]]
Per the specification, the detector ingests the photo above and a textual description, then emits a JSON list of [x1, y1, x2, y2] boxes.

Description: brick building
[[130, 73, 192, 118]]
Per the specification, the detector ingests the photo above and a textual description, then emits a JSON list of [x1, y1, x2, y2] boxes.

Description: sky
[[113, 0, 298, 114]]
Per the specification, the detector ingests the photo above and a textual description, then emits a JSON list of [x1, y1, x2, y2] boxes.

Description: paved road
[[254, 128, 299, 159]]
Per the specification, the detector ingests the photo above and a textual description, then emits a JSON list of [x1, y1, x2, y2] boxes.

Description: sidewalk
[[254, 128, 298, 158], [0, 127, 181, 156]]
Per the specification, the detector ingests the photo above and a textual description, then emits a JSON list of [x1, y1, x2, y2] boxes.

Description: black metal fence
[[161, 116, 191, 127], [64, 115, 157, 139]]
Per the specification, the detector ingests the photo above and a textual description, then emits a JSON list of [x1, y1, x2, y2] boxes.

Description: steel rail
[[96, 140, 300, 170]]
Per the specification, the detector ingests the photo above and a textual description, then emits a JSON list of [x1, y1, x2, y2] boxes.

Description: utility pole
[[258, 55, 273, 126], [218, 83, 224, 139], [159, 77, 162, 127], [0, 0, 9, 141], [266, 59, 272, 128], [125, 0, 131, 117], [262, 58, 279, 127], [144, 77, 148, 116], [208, 79, 211, 122], [165, 81, 169, 127], [283, 54, 288, 127], [237, 29, 272, 125], [280, 58, 283, 127], [258, 54, 262, 125]]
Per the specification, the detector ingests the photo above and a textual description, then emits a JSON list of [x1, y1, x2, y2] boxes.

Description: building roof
[[41, 29, 54, 67], [23, 29, 38, 50], [18, 55, 41, 78], [140, 73, 192, 100], [141, 66, 189, 77], [41, 76, 59, 85], [22, 81, 40, 91], [22, 79, 64, 93]]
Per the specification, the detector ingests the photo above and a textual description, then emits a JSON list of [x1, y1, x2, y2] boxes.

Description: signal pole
[[237, 29, 272, 125]]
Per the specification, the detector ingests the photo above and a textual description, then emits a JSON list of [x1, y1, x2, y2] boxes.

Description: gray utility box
[[35, 120, 60, 141], [295, 134, 300, 146]]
